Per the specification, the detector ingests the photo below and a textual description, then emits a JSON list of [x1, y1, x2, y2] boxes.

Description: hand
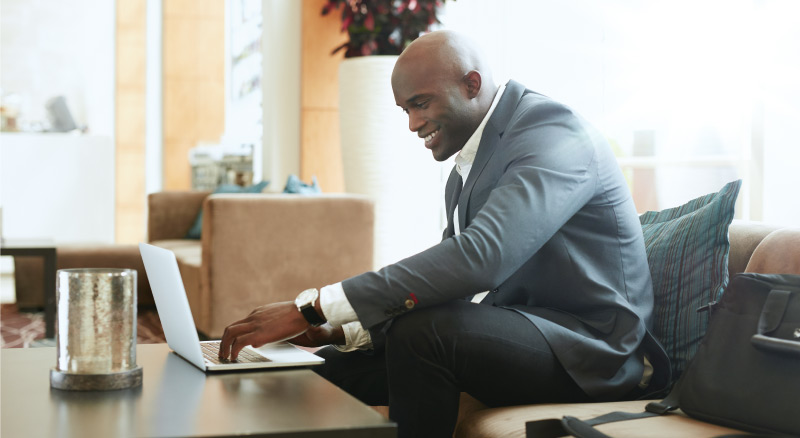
[[218, 301, 309, 361], [288, 324, 346, 348]]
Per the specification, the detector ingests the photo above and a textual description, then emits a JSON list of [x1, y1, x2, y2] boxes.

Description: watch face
[[296, 288, 318, 306]]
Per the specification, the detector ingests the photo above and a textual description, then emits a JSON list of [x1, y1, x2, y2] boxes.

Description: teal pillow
[[283, 174, 321, 194], [184, 180, 269, 239], [640, 179, 741, 380]]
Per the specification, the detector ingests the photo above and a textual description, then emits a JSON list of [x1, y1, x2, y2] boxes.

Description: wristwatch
[[295, 288, 326, 327]]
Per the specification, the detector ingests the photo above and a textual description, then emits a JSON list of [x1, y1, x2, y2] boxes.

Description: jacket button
[[404, 299, 415, 309], [491, 288, 499, 293]]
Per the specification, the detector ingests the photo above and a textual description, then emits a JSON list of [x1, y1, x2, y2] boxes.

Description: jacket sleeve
[[343, 99, 600, 330]]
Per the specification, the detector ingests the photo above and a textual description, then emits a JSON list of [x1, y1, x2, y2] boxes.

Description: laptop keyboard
[[201, 342, 272, 365]]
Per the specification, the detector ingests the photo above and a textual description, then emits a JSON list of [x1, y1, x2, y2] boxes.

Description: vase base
[[50, 366, 143, 391]]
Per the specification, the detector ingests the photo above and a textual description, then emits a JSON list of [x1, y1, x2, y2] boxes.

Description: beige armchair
[[147, 191, 375, 338]]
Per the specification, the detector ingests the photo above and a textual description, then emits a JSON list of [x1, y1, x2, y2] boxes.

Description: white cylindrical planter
[[339, 56, 445, 269]]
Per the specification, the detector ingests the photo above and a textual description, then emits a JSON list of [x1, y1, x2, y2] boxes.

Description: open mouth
[[424, 129, 439, 147]]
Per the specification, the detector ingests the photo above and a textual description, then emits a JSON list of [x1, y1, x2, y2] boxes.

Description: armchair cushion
[[639, 179, 741, 379], [196, 193, 373, 337], [185, 181, 269, 239]]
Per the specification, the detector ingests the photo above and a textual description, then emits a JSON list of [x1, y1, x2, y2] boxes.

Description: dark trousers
[[313, 300, 591, 438]]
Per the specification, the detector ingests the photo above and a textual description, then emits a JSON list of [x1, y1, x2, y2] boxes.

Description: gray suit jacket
[[342, 80, 669, 400]]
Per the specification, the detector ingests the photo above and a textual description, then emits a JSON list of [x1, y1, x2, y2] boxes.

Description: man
[[219, 30, 669, 437]]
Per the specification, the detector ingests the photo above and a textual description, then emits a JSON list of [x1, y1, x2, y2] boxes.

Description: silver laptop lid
[[139, 242, 207, 371]]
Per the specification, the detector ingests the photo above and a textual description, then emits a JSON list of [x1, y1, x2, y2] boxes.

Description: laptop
[[139, 242, 324, 372]]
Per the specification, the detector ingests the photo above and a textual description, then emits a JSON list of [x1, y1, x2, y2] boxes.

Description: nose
[[408, 110, 425, 133]]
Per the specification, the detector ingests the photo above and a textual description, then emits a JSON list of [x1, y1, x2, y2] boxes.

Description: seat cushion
[[149, 240, 202, 268], [150, 240, 205, 330], [454, 400, 746, 438]]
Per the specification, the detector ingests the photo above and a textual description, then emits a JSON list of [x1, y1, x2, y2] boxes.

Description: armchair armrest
[[147, 191, 211, 242], [744, 227, 800, 275], [198, 193, 375, 337]]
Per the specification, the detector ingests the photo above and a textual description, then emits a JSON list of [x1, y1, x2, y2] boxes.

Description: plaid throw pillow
[[640, 179, 741, 379]]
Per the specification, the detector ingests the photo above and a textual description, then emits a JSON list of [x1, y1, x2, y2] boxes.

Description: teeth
[[425, 130, 438, 142]]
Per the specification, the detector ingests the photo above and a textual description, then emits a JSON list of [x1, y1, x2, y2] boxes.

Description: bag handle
[[751, 289, 800, 357]]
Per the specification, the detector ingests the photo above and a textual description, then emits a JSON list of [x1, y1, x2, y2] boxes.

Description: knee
[[385, 303, 462, 360], [386, 305, 439, 343]]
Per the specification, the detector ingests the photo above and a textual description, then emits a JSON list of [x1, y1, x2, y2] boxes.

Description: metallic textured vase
[[50, 268, 143, 390]]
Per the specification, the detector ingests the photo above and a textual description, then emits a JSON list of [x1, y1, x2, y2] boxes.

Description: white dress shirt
[[320, 85, 507, 351]]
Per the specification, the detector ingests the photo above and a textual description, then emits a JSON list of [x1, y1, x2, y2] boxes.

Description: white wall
[[0, 0, 115, 136], [1, 133, 115, 243], [0, 0, 116, 247]]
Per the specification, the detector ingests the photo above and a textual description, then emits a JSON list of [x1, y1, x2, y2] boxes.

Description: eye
[[415, 99, 430, 109]]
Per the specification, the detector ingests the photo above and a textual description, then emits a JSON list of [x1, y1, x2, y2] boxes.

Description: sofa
[[442, 220, 800, 438], [146, 191, 375, 338]]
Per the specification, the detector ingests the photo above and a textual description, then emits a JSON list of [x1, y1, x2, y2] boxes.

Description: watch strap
[[300, 304, 326, 327]]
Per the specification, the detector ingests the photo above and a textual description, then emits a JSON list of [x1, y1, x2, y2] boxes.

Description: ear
[[462, 70, 482, 98]]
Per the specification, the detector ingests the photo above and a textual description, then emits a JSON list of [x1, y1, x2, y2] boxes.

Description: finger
[[230, 332, 264, 360], [230, 337, 243, 361], [219, 322, 255, 359]]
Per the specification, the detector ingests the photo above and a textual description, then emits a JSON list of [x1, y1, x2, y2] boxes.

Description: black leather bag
[[526, 273, 800, 438]]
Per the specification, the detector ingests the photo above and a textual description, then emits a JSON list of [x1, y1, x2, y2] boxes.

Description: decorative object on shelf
[[0, 92, 21, 132], [50, 269, 142, 391], [325, 0, 451, 269], [322, 0, 450, 57], [190, 143, 255, 191], [45, 95, 79, 132]]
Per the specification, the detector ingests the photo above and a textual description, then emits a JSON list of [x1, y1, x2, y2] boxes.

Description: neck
[[474, 83, 500, 121]]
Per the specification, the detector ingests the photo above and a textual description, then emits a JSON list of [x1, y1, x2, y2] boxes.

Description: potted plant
[[321, 0, 449, 57], [322, 0, 451, 268]]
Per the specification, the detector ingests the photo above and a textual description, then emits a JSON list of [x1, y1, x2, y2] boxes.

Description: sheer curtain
[[439, 0, 800, 226]]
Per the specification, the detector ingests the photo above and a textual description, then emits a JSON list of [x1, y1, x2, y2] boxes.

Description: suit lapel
[[458, 80, 527, 229], [444, 167, 461, 237]]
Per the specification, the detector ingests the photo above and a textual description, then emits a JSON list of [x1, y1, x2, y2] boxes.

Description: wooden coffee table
[[1, 239, 57, 337], [1, 343, 396, 437]]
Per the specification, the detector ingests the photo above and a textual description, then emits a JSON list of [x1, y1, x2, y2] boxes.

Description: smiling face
[[391, 32, 489, 162]]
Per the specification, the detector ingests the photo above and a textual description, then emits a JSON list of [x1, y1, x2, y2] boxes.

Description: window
[[441, 0, 800, 226]]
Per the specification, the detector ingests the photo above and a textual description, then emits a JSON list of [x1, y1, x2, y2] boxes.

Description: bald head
[[392, 31, 498, 161], [393, 30, 493, 93]]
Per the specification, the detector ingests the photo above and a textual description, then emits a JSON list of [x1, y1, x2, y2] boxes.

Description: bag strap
[[525, 376, 685, 438]]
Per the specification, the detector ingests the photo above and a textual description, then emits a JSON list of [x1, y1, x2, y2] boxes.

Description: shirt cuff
[[319, 282, 358, 327], [319, 282, 372, 352], [331, 321, 374, 352]]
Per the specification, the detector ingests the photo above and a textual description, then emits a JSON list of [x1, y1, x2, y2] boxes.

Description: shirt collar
[[455, 84, 506, 176]]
